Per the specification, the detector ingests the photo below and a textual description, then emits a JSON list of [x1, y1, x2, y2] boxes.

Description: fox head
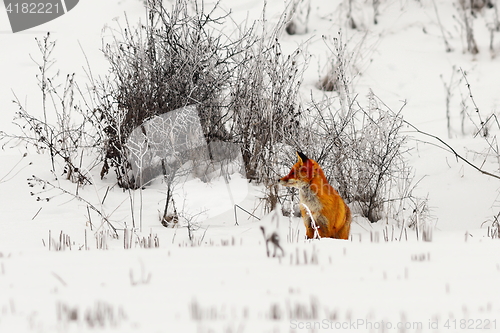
[[279, 152, 325, 189]]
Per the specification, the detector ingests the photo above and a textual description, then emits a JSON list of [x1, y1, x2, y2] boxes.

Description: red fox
[[279, 152, 351, 240]]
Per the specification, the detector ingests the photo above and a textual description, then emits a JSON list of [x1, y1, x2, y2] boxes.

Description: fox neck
[[298, 174, 329, 211], [299, 184, 322, 212]]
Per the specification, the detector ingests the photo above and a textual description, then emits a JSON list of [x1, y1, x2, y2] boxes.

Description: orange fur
[[279, 152, 351, 240]]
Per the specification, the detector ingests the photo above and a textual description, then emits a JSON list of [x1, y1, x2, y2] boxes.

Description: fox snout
[[278, 177, 289, 186], [279, 175, 299, 188]]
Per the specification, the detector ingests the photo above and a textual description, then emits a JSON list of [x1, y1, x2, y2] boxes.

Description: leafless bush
[[85, 0, 308, 226], [96, 0, 253, 188], [227, 12, 307, 212], [317, 32, 352, 96], [185, 211, 208, 245], [440, 66, 499, 138], [442, 67, 500, 165], [304, 92, 415, 223], [85, 0, 308, 215], [1, 33, 100, 186], [316, 30, 373, 105], [277, 88, 419, 224], [413, 65, 500, 233], [455, 69, 500, 230], [272, 30, 418, 223]]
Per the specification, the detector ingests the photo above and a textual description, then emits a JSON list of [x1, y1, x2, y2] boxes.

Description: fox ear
[[296, 151, 309, 163]]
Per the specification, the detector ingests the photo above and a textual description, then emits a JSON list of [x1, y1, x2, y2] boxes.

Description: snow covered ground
[[1, 0, 500, 332]]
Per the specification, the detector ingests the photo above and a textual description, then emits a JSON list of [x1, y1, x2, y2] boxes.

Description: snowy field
[[1, 0, 500, 332]]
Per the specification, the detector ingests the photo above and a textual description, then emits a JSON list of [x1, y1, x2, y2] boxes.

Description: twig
[[198, 226, 209, 246], [301, 203, 320, 239], [0, 153, 29, 184], [432, 0, 453, 52], [32, 207, 42, 220], [101, 186, 110, 205], [234, 204, 260, 225], [460, 68, 487, 137], [86, 205, 94, 230], [33, 176, 118, 236], [404, 120, 500, 180], [51, 272, 67, 287]]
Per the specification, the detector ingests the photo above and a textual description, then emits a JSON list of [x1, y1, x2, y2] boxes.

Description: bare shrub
[[226, 11, 308, 211], [1, 33, 100, 186], [316, 30, 374, 109], [89, 0, 308, 224], [277, 87, 419, 225], [298, 91, 415, 223], [287, 32, 417, 223], [96, 0, 252, 188], [452, 70, 500, 230], [317, 33, 352, 95], [443, 67, 500, 157]]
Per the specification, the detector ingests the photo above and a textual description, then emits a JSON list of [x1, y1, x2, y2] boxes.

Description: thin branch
[[404, 120, 500, 180], [31, 176, 119, 236]]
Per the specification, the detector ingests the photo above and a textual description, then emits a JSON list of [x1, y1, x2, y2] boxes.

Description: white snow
[[1, 0, 500, 332]]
